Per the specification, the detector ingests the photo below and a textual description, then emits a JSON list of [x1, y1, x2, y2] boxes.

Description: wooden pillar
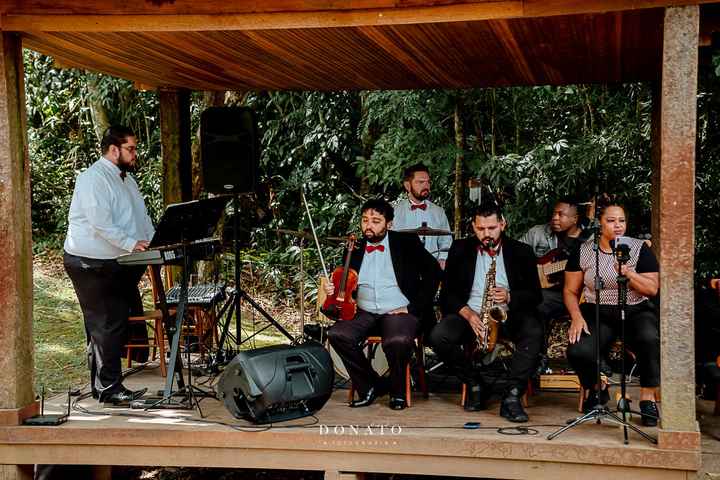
[[0, 32, 36, 480], [652, 6, 700, 449], [159, 88, 192, 205]]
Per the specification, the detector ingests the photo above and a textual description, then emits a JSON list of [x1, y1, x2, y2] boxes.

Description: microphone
[[611, 237, 630, 263]]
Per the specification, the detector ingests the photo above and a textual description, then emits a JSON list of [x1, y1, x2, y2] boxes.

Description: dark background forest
[[25, 50, 720, 297]]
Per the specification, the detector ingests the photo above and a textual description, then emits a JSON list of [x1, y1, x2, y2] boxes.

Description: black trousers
[[429, 310, 543, 393], [566, 301, 660, 388], [327, 310, 419, 399], [63, 252, 146, 395]]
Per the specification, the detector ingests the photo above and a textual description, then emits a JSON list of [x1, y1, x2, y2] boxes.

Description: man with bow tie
[[63, 126, 154, 405], [326, 198, 442, 410], [391, 164, 452, 270], [429, 202, 542, 422]]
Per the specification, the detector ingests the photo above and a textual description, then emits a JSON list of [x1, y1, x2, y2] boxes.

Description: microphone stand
[[547, 194, 656, 444], [614, 243, 656, 444]]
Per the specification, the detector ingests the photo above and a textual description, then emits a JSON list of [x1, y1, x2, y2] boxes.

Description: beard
[[364, 228, 387, 244], [117, 153, 135, 173], [481, 237, 498, 249], [411, 187, 430, 201]]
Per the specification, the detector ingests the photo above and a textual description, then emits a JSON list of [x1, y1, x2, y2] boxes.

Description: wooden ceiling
[[1, 1, 716, 91]]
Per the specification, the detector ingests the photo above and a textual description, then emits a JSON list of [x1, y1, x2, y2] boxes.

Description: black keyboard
[[165, 283, 226, 306], [116, 238, 220, 266]]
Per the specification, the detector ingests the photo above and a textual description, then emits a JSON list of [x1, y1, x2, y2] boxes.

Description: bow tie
[[366, 244, 385, 253], [119, 171, 127, 181], [477, 243, 499, 257], [410, 203, 427, 211]]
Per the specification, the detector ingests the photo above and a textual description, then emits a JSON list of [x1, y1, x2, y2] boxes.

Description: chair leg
[[157, 319, 167, 378], [405, 364, 412, 408], [461, 383, 467, 407]]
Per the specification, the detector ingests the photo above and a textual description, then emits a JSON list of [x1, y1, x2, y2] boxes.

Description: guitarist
[[519, 198, 586, 325], [521, 199, 591, 375]]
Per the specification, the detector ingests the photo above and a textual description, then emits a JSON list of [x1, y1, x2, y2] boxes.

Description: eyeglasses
[[120, 146, 137, 154]]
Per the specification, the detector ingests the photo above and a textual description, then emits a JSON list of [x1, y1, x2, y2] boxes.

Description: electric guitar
[[536, 248, 567, 289]]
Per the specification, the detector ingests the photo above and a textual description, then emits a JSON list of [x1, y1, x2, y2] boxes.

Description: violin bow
[[300, 188, 330, 282]]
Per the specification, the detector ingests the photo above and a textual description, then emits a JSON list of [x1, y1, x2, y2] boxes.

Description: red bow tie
[[477, 243, 499, 257], [366, 245, 385, 253], [410, 203, 427, 211]]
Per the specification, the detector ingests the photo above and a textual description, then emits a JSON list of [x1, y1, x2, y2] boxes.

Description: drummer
[[392, 163, 452, 270]]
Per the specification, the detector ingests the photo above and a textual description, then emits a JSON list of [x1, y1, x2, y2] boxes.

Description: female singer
[[564, 202, 660, 426]]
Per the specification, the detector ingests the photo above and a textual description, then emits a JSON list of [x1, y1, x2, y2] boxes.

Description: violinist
[[326, 199, 442, 410]]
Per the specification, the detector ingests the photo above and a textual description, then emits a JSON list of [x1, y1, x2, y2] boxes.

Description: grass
[[32, 256, 296, 396], [33, 263, 89, 395]]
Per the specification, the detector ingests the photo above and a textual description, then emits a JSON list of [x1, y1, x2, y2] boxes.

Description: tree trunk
[[359, 91, 379, 195], [453, 96, 465, 237], [489, 89, 496, 157], [86, 75, 110, 144]]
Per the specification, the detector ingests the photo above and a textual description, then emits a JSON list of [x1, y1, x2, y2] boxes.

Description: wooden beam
[[1, 0, 716, 32], [159, 88, 193, 205], [656, 5, 700, 437], [0, 31, 34, 480]]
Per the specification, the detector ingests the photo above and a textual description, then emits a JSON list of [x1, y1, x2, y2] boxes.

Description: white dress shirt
[[391, 198, 452, 261], [356, 235, 410, 315], [64, 157, 155, 259]]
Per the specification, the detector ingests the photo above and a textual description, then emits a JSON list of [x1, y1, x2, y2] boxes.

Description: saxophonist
[[429, 202, 542, 422]]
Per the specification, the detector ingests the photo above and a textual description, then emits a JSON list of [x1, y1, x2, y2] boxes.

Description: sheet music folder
[[150, 195, 231, 248]]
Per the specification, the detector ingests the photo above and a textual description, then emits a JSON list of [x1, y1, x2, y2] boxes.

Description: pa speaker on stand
[[200, 106, 259, 194]]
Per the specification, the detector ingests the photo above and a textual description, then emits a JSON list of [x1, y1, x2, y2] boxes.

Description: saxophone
[[476, 242, 508, 353]]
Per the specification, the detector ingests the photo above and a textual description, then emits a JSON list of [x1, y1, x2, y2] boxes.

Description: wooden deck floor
[[0, 362, 702, 480]]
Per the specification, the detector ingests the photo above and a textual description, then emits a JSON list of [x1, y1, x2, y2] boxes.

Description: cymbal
[[275, 229, 346, 243], [396, 226, 453, 236]]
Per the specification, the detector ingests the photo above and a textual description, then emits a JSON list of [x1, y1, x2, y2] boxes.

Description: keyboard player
[[63, 125, 152, 405]]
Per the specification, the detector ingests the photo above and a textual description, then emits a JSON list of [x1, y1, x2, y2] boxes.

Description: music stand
[[136, 196, 230, 413]]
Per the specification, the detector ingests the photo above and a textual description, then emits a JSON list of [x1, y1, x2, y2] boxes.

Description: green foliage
[[25, 51, 720, 283]]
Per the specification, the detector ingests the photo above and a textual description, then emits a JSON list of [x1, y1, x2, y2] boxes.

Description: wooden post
[[159, 88, 192, 205], [653, 6, 700, 450], [0, 32, 36, 480]]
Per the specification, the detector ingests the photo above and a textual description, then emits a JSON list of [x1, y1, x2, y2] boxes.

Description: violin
[[321, 235, 358, 321]]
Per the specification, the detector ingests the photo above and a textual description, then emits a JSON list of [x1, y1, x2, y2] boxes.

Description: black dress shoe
[[639, 400, 659, 427], [100, 387, 148, 405], [350, 387, 380, 408], [500, 387, 529, 423], [389, 397, 406, 410]]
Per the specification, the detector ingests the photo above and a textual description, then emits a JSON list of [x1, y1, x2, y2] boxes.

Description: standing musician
[[63, 126, 152, 404], [326, 199, 442, 410], [391, 163, 452, 270], [430, 202, 542, 422], [564, 202, 660, 426]]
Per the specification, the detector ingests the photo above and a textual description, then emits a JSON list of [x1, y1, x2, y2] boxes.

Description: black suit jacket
[[348, 231, 442, 318], [441, 234, 541, 316]]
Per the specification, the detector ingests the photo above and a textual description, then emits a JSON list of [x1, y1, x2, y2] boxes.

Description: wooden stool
[[348, 335, 428, 407], [125, 267, 171, 377]]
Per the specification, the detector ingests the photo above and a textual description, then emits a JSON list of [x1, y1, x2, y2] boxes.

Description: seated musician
[[564, 202, 660, 426], [326, 199, 442, 410], [429, 202, 542, 422], [519, 198, 585, 324], [695, 278, 720, 398], [391, 163, 452, 270]]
